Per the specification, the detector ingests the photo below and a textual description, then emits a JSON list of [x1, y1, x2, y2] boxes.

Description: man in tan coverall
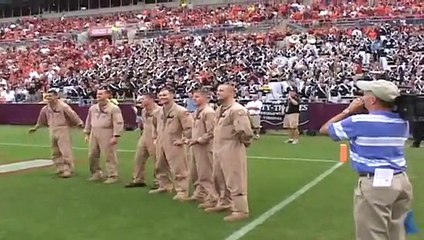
[[182, 89, 218, 206], [29, 89, 84, 178], [84, 89, 124, 184], [149, 87, 193, 201], [125, 93, 160, 189], [205, 84, 253, 222]]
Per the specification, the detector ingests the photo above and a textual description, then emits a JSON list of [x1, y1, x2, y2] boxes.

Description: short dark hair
[[47, 89, 58, 96], [160, 87, 175, 94], [143, 92, 157, 99], [98, 88, 112, 95], [193, 88, 210, 97]]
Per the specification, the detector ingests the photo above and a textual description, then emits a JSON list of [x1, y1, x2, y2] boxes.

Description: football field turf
[[0, 126, 422, 240]]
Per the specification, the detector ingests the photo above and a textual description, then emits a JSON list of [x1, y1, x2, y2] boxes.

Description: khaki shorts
[[283, 113, 299, 129], [249, 115, 261, 129]]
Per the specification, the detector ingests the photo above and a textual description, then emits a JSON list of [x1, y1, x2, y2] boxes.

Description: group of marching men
[[30, 84, 253, 222]]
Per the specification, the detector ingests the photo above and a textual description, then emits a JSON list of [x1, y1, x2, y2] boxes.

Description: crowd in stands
[[291, 1, 423, 22], [0, 3, 423, 104], [0, 2, 422, 41]]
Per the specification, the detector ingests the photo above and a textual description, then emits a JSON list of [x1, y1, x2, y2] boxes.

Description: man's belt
[[359, 171, 404, 178]]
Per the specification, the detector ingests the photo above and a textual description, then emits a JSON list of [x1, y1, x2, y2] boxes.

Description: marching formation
[[29, 84, 253, 222]]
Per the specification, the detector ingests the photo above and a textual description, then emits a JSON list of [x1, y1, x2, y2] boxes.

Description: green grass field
[[0, 126, 422, 240]]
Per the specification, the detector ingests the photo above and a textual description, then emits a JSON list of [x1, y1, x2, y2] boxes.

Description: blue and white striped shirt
[[328, 111, 409, 174]]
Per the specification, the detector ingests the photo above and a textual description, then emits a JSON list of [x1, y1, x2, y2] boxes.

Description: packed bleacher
[[0, 2, 423, 104], [1, 2, 422, 40]]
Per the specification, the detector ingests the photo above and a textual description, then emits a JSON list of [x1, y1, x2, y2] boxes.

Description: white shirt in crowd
[[4, 90, 15, 102], [0, 78, 7, 89], [246, 99, 263, 116]]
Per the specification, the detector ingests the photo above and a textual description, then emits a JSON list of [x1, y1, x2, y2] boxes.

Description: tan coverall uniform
[[214, 102, 253, 214], [190, 105, 218, 202], [154, 103, 193, 195], [36, 101, 83, 174], [84, 102, 124, 178], [132, 104, 160, 184]]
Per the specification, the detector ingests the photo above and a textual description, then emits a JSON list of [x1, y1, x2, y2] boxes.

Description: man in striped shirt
[[320, 80, 413, 240]]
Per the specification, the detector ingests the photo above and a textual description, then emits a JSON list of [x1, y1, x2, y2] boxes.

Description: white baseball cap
[[356, 80, 400, 102]]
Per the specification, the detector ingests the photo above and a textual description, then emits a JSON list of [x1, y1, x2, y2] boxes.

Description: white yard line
[[224, 162, 344, 240], [0, 159, 53, 173], [0, 142, 337, 163]]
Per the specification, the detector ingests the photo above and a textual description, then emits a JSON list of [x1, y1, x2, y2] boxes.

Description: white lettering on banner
[[260, 101, 309, 127]]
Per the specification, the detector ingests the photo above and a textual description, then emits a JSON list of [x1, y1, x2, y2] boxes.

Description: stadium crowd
[[1, 23, 423, 103], [0, 2, 423, 104], [0, 1, 422, 41]]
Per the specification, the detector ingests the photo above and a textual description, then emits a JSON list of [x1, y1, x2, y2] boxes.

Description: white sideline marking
[[0, 159, 53, 173], [224, 162, 344, 240], [0, 142, 337, 163]]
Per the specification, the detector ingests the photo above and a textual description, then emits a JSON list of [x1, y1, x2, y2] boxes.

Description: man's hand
[[28, 127, 37, 134], [84, 135, 89, 143], [189, 139, 199, 146], [110, 137, 118, 145], [346, 97, 365, 114], [173, 139, 184, 146]]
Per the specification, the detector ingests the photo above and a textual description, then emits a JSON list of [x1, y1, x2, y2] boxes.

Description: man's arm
[[35, 107, 48, 128], [232, 109, 254, 146], [63, 105, 84, 127], [179, 109, 193, 140], [112, 106, 124, 137], [196, 110, 215, 144], [30, 107, 48, 132], [83, 107, 93, 135], [320, 98, 364, 141], [152, 110, 159, 143], [319, 111, 353, 141], [288, 96, 299, 105]]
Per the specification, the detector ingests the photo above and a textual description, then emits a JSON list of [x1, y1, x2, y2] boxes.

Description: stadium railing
[[133, 20, 277, 39]]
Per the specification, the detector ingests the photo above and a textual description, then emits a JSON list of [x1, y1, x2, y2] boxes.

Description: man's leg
[[283, 115, 293, 143], [149, 145, 173, 194], [183, 145, 214, 202], [88, 132, 102, 181], [98, 131, 118, 183], [221, 148, 249, 222], [57, 129, 74, 177], [291, 114, 300, 144], [50, 134, 63, 174], [388, 175, 413, 240], [354, 177, 402, 240], [186, 145, 200, 196], [146, 141, 158, 188], [168, 145, 189, 200], [126, 137, 149, 187], [204, 154, 232, 212]]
